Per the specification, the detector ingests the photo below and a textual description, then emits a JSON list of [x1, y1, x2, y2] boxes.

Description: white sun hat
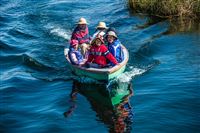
[[96, 22, 108, 29], [77, 17, 88, 25]]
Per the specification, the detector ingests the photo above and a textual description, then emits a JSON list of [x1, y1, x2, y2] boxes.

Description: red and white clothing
[[71, 26, 90, 45], [87, 44, 118, 67]]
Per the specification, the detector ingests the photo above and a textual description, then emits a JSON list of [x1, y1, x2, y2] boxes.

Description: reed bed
[[128, 0, 200, 18]]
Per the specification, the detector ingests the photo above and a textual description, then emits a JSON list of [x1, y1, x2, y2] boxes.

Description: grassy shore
[[128, 0, 200, 18]]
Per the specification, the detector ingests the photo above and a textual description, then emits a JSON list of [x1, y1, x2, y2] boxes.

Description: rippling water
[[1, 0, 200, 133]]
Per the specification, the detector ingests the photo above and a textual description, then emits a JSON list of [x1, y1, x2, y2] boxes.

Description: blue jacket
[[68, 47, 84, 65], [108, 39, 124, 63]]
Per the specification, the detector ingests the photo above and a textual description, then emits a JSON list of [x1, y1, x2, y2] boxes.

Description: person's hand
[[79, 40, 84, 44], [115, 63, 120, 66], [79, 62, 86, 67]]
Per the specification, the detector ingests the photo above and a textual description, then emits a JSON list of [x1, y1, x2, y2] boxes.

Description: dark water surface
[[1, 0, 200, 133]]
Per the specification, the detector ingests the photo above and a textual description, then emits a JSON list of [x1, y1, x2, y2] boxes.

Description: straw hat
[[77, 17, 88, 25], [107, 31, 118, 38], [92, 34, 104, 45], [96, 22, 108, 29]]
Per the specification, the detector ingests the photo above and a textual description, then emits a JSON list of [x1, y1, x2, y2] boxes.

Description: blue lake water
[[1, 0, 200, 133]]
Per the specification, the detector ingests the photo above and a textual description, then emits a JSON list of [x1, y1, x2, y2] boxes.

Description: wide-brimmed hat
[[92, 34, 104, 45], [70, 39, 79, 47], [107, 31, 118, 38], [77, 17, 88, 25], [96, 22, 108, 29]]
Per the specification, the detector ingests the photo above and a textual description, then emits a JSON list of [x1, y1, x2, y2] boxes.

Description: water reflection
[[165, 18, 200, 34], [133, 15, 200, 34], [64, 80, 134, 133]]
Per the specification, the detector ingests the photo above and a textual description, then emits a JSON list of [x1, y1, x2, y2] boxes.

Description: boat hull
[[69, 63, 126, 81], [64, 45, 129, 81]]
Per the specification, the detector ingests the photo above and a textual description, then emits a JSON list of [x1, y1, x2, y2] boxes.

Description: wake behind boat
[[64, 45, 129, 81]]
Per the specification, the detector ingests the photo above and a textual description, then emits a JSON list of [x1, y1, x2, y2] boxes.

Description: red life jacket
[[71, 26, 90, 44], [87, 44, 118, 67]]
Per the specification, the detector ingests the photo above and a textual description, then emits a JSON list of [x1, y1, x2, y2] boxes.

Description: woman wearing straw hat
[[71, 17, 91, 58], [91, 22, 108, 44], [106, 31, 124, 65]]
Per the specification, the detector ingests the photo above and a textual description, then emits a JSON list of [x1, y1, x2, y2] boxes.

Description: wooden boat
[[64, 45, 129, 81]]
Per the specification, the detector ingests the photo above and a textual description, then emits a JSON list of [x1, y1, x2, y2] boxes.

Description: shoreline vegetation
[[128, 0, 200, 19]]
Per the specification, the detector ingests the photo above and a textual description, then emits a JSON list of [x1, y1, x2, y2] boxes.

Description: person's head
[[95, 38, 102, 46], [70, 39, 79, 49], [96, 22, 108, 31], [77, 18, 88, 30], [106, 31, 117, 44], [94, 35, 104, 46]]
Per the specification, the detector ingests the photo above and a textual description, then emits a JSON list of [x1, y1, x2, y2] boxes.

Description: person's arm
[[106, 52, 118, 65], [102, 45, 118, 65], [86, 50, 94, 63], [71, 32, 78, 40], [70, 53, 79, 65]]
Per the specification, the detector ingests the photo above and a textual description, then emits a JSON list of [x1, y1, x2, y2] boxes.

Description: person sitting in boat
[[106, 31, 124, 64], [91, 21, 108, 43], [71, 17, 91, 58], [86, 35, 118, 68], [68, 39, 86, 66]]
